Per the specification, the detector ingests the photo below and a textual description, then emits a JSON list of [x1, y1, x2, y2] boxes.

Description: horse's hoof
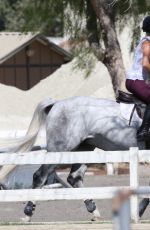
[[91, 208, 101, 221], [24, 201, 36, 216], [91, 216, 104, 221], [20, 215, 31, 222]]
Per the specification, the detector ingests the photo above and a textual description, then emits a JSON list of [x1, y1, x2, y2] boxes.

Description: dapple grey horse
[[0, 96, 148, 220]]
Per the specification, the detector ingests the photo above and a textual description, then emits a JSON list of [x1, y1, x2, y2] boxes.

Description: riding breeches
[[126, 79, 150, 104]]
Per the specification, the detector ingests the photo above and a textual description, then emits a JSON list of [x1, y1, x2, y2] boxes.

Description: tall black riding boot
[[137, 104, 150, 141]]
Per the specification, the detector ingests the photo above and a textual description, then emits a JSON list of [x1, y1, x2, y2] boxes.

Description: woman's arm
[[142, 40, 150, 73]]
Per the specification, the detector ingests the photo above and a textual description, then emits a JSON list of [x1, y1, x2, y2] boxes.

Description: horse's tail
[[0, 98, 56, 181]]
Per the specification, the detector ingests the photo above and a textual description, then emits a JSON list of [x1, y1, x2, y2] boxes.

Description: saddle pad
[[120, 103, 142, 124]]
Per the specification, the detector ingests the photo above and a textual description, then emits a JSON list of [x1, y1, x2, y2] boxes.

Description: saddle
[[117, 90, 146, 125], [116, 90, 138, 104]]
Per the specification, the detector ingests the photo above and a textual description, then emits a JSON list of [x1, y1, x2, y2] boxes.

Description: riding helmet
[[142, 16, 150, 33]]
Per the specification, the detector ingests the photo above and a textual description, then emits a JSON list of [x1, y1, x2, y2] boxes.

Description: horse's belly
[[86, 134, 129, 151], [86, 125, 138, 151]]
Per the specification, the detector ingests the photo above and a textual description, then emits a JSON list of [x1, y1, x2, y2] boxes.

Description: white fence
[[0, 147, 150, 222]]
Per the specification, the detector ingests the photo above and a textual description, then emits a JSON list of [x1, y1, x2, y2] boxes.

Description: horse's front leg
[[67, 163, 101, 221], [23, 164, 56, 222]]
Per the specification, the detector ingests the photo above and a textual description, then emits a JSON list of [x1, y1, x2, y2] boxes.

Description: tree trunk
[[86, 0, 99, 46], [90, 0, 126, 95]]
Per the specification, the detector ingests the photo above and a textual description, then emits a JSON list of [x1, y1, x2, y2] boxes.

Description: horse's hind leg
[[23, 164, 57, 221], [67, 142, 101, 221], [23, 108, 93, 221], [32, 164, 56, 189]]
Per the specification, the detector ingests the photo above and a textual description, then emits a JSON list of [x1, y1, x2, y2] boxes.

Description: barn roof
[[0, 32, 72, 64]]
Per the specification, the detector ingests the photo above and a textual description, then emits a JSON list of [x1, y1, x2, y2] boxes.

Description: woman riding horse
[[126, 16, 150, 141]]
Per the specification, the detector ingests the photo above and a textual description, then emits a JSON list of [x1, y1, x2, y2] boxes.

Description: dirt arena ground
[[0, 223, 150, 230]]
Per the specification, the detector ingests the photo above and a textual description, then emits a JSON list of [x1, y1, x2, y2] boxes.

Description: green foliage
[[21, 0, 65, 35], [5, 0, 28, 31], [0, 0, 66, 35], [115, 0, 150, 50], [0, 0, 26, 31], [129, 0, 150, 50], [0, 0, 150, 38], [73, 45, 97, 78], [0, 0, 150, 72], [0, 0, 11, 30]]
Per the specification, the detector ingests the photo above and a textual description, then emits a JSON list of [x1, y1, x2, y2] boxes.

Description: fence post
[[106, 163, 119, 176], [106, 163, 114, 175], [130, 147, 139, 223]]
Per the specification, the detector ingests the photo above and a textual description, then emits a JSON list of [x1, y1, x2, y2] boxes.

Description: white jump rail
[[0, 147, 149, 222]]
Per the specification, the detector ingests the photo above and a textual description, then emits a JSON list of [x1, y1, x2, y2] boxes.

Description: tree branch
[[91, 43, 106, 61]]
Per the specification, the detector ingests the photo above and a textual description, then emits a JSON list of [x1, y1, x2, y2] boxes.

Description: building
[[0, 32, 72, 90]]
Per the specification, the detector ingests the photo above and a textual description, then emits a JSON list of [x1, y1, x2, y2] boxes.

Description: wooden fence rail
[[0, 147, 149, 222]]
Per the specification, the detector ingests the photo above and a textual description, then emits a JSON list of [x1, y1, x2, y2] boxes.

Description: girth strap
[[129, 104, 137, 126]]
